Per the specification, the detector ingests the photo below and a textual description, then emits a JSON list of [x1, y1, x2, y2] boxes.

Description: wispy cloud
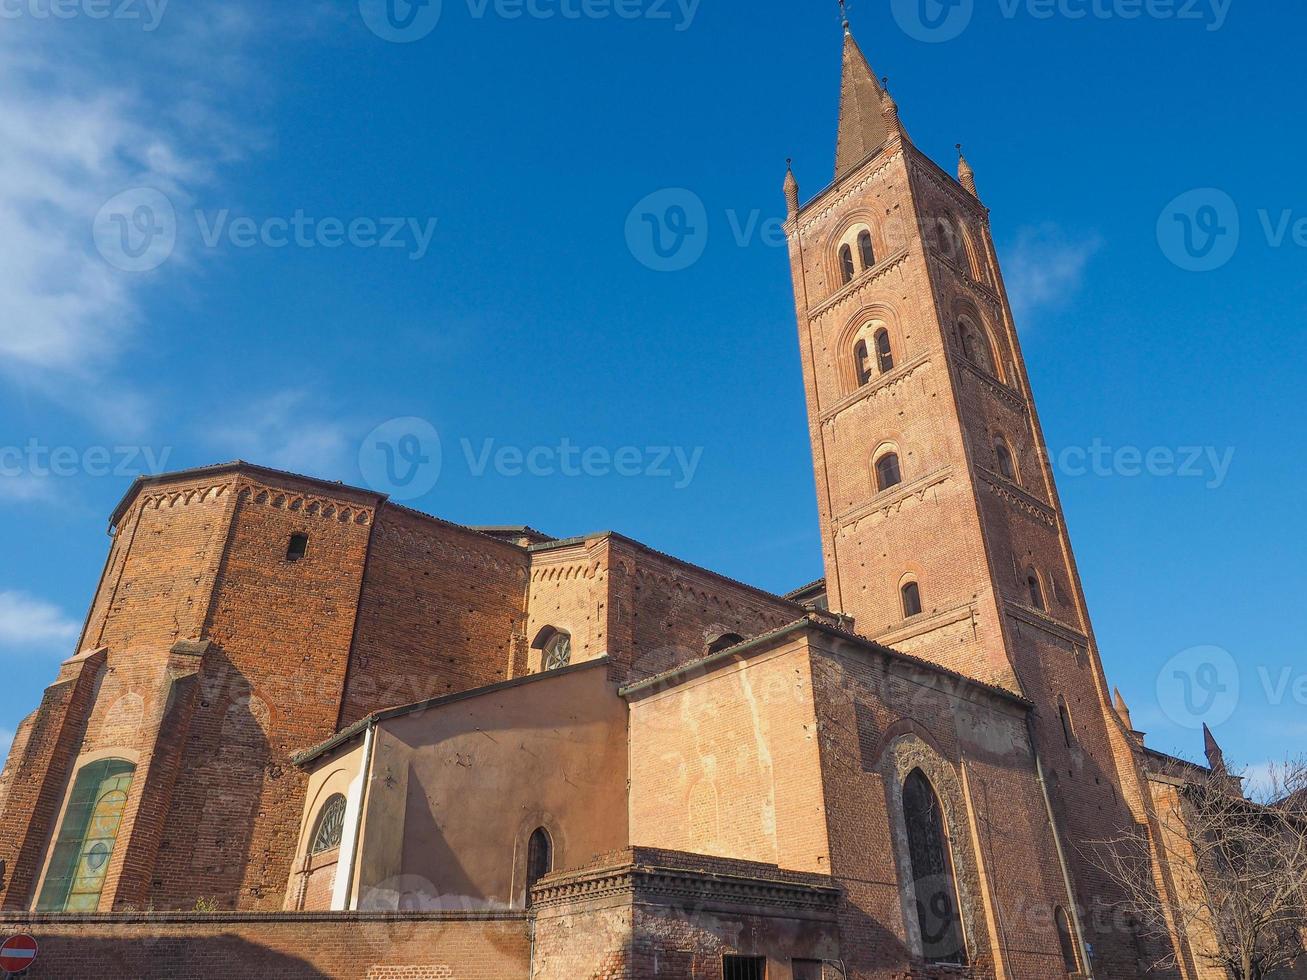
[[0, 591, 80, 650], [1001, 224, 1102, 327], [205, 391, 355, 479]]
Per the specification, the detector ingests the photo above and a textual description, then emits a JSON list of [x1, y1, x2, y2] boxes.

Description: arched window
[[902, 770, 967, 965], [875, 328, 894, 373], [310, 794, 348, 855], [854, 339, 874, 387], [858, 229, 876, 269], [994, 438, 1016, 482], [543, 630, 572, 670], [1027, 570, 1046, 611], [707, 632, 745, 655], [958, 320, 997, 377], [875, 452, 903, 492], [901, 581, 923, 618], [526, 827, 553, 906], [37, 758, 136, 912], [1055, 906, 1081, 973], [839, 244, 856, 284]]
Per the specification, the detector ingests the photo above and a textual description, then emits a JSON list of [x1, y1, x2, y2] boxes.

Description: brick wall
[[0, 911, 529, 979]]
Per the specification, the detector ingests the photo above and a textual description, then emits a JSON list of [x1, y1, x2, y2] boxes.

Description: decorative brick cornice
[[140, 482, 230, 512], [1005, 602, 1088, 646], [957, 358, 1027, 412], [793, 151, 899, 238], [807, 247, 912, 319], [833, 467, 953, 532], [237, 482, 373, 526], [820, 353, 932, 425], [531, 861, 840, 916], [975, 467, 1057, 528]]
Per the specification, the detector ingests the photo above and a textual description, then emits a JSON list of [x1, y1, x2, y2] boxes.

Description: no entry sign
[[0, 934, 38, 974]]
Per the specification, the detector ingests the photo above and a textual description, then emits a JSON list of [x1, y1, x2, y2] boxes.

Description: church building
[[0, 17, 1263, 980]]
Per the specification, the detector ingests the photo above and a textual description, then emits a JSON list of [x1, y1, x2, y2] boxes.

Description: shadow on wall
[[15, 933, 330, 979]]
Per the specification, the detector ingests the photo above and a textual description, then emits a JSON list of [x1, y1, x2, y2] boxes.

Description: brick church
[[0, 18, 1274, 980]]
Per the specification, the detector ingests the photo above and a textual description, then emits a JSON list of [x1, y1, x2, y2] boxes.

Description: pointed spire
[[834, 20, 892, 180], [784, 158, 800, 219], [1113, 687, 1135, 731], [956, 143, 978, 197], [1203, 724, 1228, 775]]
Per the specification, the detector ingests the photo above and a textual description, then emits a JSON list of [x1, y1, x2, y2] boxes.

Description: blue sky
[[1, 0, 1303, 786]]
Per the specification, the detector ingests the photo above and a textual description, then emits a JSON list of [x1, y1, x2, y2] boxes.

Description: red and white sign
[[0, 934, 38, 974]]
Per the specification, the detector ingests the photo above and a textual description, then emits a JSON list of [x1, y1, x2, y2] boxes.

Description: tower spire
[[956, 143, 978, 197], [784, 158, 800, 219], [834, 17, 892, 180]]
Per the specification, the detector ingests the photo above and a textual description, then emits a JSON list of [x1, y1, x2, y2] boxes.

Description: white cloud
[[1001, 224, 1102, 327], [0, 591, 80, 650], [206, 391, 354, 479], [0, 473, 55, 504]]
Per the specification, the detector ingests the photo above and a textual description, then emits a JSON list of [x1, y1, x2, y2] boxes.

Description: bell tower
[[785, 19, 1157, 977]]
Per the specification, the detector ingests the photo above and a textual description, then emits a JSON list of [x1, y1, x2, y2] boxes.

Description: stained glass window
[[37, 759, 136, 912], [902, 769, 967, 965], [311, 795, 347, 855]]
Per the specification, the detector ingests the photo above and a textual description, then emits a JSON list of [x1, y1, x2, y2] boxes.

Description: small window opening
[[858, 229, 876, 269], [287, 533, 309, 562], [901, 581, 923, 618], [1059, 700, 1076, 749], [875, 453, 903, 492], [707, 632, 746, 655], [994, 439, 1016, 482], [1027, 571, 1045, 611], [526, 827, 553, 906], [854, 339, 874, 386], [875, 328, 894, 373], [723, 955, 766, 980], [839, 245, 855, 284]]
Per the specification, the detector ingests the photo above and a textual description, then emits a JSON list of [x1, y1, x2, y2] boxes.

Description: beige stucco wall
[[351, 661, 629, 911], [626, 637, 831, 873]]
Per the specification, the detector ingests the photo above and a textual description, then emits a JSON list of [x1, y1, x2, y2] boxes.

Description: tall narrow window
[[874, 328, 894, 373], [839, 245, 855, 284], [959, 320, 997, 376], [1055, 906, 1081, 973], [901, 581, 923, 618], [994, 438, 1016, 482], [1058, 699, 1076, 749], [286, 533, 309, 562], [854, 339, 873, 387], [858, 229, 875, 269], [526, 827, 553, 906], [902, 770, 967, 965], [37, 759, 136, 912], [722, 956, 766, 980], [875, 452, 903, 492], [310, 795, 348, 854], [1027, 571, 1046, 611]]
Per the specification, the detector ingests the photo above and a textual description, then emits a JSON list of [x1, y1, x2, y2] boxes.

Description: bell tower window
[[874, 328, 894, 373], [858, 229, 875, 269], [839, 244, 856, 284], [854, 339, 874, 386], [901, 580, 923, 618], [875, 452, 902, 492]]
